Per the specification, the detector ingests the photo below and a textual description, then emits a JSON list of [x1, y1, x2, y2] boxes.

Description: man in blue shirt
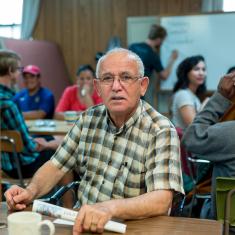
[[0, 50, 62, 178], [13, 65, 55, 119], [129, 24, 178, 107]]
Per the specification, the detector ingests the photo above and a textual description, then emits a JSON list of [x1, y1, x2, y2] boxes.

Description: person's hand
[[171, 50, 178, 61], [73, 203, 113, 234], [34, 137, 48, 151], [4, 185, 34, 211], [217, 72, 235, 102], [80, 84, 92, 97]]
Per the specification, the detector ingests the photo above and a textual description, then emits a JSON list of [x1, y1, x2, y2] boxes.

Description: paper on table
[[32, 200, 126, 234], [53, 218, 127, 234]]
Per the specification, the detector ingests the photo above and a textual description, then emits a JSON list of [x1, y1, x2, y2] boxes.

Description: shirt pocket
[[112, 163, 146, 198]]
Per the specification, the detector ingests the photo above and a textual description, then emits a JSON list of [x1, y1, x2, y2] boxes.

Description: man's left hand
[[73, 203, 113, 234]]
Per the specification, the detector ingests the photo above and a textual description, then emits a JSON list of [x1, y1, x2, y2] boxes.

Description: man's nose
[[111, 77, 122, 90]]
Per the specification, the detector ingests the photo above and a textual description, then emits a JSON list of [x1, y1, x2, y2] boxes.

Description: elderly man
[[5, 48, 183, 234], [182, 72, 235, 218]]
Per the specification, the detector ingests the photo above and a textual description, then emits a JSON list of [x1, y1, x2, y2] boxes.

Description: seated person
[[171, 55, 209, 193], [182, 72, 235, 218], [0, 50, 60, 178], [171, 55, 207, 130], [13, 65, 55, 119], [5, 48, 184, 234], [54, 64, 102, 120]]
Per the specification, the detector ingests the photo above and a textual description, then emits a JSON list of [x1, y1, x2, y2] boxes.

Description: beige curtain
[[0, 37, 6, 49]]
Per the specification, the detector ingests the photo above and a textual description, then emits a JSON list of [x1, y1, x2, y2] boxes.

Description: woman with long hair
[[171, 55, 207, 129]]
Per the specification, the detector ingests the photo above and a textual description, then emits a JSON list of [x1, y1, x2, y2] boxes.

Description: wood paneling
[[33, 0, 202, 82]]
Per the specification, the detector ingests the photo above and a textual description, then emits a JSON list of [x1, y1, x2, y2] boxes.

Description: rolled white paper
[[32, 200, 126, 234]]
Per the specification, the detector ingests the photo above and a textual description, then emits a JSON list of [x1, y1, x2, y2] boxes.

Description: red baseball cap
[[23, 65, 41, 75]]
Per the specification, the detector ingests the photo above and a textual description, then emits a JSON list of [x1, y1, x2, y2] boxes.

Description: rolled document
[[32, 200, 126, 234]]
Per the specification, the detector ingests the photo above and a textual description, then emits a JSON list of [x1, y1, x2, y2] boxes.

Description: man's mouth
[[111, 96, 125, 101]]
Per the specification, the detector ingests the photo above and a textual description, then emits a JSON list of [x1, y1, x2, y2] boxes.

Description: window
[[0, 0, 23, 39], [223, 0, 235, 12]]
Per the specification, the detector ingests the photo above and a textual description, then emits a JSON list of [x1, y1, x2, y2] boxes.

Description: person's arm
[[53, 112, 65, 120], [34, 135, 63, 151], [179, 105, 197, 126], [22, 110, 47, 120], [182, 73, 235, 161], [158, 50, 178, 81], [4, 161, 65, 211], [73, 190, 172, 234]]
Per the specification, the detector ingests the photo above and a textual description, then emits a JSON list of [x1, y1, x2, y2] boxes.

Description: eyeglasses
[[98, 73, 141, 86]]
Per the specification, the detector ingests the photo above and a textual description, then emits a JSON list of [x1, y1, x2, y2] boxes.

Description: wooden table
[[26, 120, 73, 136], [0, 202, 223, 235]]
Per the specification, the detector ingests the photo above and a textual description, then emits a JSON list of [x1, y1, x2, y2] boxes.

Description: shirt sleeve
[[51, 115, 83, 172], [182, 92, 235, 162], [6, 102, 37, 153], [145, 125, 184, 195], [174, 90, 195, 109]]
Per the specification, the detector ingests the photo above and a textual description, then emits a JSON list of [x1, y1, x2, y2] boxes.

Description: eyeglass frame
[[96, 73, 143, 86]]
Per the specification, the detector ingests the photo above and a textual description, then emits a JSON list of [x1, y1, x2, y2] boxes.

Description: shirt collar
[[105, 99, 143, 135], [0, 84, 15, 100]]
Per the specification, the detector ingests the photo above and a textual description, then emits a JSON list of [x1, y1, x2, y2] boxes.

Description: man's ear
[[140, 77, 149, 97], [93, 79, 101, 96]]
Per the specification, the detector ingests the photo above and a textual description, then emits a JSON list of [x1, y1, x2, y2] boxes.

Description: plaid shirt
[[52, 100, 184, 207], [0, 84, 38, 171]]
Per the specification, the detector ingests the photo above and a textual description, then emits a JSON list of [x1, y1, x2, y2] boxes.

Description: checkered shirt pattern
[[0, 84, 38, 171], [51, 100, 184, 207]]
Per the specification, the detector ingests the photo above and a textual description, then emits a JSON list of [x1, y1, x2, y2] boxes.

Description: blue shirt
[[13, 87, 55, 119], [129, 42, 164, 78], [0, 84, 39, 171]]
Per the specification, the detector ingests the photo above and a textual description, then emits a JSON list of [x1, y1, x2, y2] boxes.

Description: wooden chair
[[0, 130, 30, 187]]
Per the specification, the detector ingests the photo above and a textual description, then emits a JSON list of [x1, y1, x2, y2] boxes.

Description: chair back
[[0, 130, 24, 152], [216, 177, 235, 235], [0, 130, 25, 187]]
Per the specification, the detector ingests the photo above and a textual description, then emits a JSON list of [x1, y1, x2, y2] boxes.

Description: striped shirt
[[51, 100, 184, 207], [0, 84, 39, 171]]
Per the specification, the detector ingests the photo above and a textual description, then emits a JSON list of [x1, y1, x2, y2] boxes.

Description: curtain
[[0, 37, 6, 49], [201, 0, 223, 12], [20, 0, 41, 39]]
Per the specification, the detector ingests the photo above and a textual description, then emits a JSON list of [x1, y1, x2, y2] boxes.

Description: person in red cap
[[13, 64, 55, 119]]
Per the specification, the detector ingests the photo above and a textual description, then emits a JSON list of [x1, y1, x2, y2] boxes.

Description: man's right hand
[[218, 72, 235, 102], [4, 185, 34, 211]]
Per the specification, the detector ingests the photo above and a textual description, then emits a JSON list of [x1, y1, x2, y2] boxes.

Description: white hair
[[96, 47, 145, 78]]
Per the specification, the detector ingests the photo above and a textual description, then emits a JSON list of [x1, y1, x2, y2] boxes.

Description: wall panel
[[33, 0, 202, 82]]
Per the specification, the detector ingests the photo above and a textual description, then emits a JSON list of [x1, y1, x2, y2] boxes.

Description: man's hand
[[218, 72, 235, 101], [171, 50, 178, 61], [4, 185, 34, 211], [34, 137, 48, 151], [73, 203, 113, 235]]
